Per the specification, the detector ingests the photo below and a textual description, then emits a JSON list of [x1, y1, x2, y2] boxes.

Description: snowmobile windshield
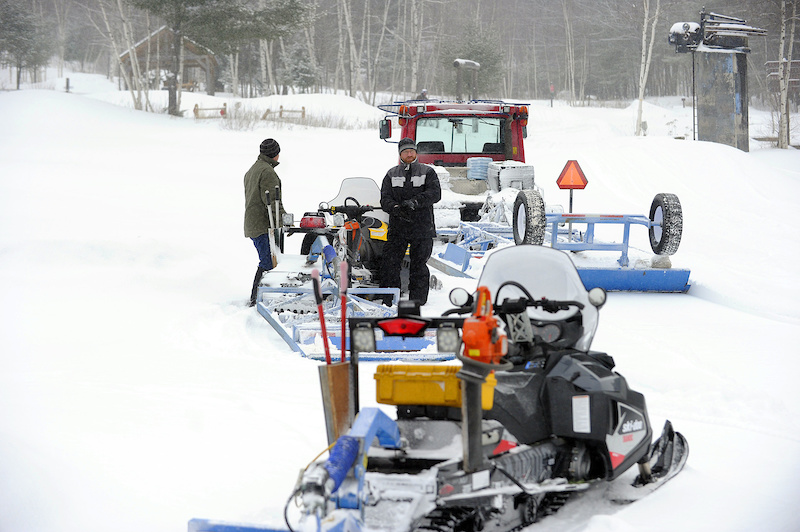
[[415, 117, 504, 154], [477, 246, 598, 351]]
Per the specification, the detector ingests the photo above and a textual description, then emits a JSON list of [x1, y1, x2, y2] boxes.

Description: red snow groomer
[[380, 99, 529, 168]]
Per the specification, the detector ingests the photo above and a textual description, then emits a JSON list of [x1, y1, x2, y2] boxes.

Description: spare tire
[[513, 189, 546, 245], [649, 193, 682, 255]]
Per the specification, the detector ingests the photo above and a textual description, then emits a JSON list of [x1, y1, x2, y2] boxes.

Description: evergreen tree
[[279, 41, 319, 93], [439, 21, 505, 99], [129, 0, 306, 112], [0, 0, 52, 89]]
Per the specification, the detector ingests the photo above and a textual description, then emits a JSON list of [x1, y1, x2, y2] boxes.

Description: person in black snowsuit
[[379, 138, 441, 305]]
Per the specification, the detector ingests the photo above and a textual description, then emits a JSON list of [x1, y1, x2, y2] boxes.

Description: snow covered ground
[[1, 71, 799, 532]]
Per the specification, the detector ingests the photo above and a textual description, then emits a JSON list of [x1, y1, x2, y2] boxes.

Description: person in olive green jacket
[[244, 138, 285, 306]]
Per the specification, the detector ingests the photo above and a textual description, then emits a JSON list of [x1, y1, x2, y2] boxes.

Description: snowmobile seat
[[482, 142, 504, 153], [486, 371, 550, 444], [417, 141, 445, 153]]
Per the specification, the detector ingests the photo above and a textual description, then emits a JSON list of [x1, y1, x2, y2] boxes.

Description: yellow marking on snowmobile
[[369, 224, 388, 241]]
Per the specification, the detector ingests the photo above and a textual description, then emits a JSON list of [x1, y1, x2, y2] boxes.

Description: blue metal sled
[[431, 218, 691, 293], [188, 518, 287, 532], [577, 267, 690, 293], [256, 284, 452, 361]]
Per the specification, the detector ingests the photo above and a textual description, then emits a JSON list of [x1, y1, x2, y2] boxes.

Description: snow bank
[[1, 71, 799, 532]]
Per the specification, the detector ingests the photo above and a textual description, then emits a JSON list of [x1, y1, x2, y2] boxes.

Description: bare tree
[[366, 0, 391, 104], [777, 0, 797, 148], [635, 0, 661, 135], [50, 0, 73, 77], [563, 0, 577, 104], [302, 0, 320, 92], [86, 0, 152, 110]]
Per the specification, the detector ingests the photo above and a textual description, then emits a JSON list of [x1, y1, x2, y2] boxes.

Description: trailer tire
[[513, 189, 546, 245], [649, 193, 682, 255]]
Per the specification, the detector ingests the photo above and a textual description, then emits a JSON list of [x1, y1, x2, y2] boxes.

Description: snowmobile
[[292, 177, 390, 286], [189, 245, 688, 532], [275, 244, 689, 532]]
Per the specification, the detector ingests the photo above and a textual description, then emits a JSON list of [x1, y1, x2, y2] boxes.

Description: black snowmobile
[[192, 245, 688, 532], [279, 245, 689, 532]]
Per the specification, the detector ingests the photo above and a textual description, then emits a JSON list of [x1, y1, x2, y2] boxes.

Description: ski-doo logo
[[622, 419, 644, 433], [619, 406, 645, 435]]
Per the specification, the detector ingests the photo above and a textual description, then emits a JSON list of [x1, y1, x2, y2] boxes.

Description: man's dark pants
[[380, 232, 433, 305]]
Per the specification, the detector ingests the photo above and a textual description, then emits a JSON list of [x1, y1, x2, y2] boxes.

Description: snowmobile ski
[[607, 419, 690, 504]]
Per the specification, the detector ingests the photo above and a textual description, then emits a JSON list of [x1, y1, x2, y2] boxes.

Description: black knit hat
[[398, 137, 417, 154], [260, 138, 280, 158]]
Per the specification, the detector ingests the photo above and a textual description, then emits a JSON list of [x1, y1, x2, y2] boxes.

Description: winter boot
[[249, 267, 268, 307]]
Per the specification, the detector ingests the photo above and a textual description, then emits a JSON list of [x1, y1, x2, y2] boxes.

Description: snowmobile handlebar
[[319, 196, 375, 221], [496, 297, 585, 314], [493, 280, 584, 314], [445, 282, 585, 318], [326, 204, 374, 219], [443, 305, 472, 316]]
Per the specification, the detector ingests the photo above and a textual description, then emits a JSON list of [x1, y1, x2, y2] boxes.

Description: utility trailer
[[430, 191, 690, 293]]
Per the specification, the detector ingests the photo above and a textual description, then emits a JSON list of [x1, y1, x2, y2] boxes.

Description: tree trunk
[[177, 35, 185, 110], [410, 0, 421, 96], [635, 0, 660, 136], [389, 0, 402, 101], [562, 0, 576, 105], [52, 0, 71, 78], [302, 0, 319, 92], [777, 0, 796, 149], [334, 0, 346, 94], [229, 52, 240, 97], [95, 0, 141, 110], [259, 39, 277, 95], [578, 40, 587, 104], [368, 0, 391, 105], [258, 39, 268, 95], [399, 0, 407, 98], [141, 14, 153, 111]]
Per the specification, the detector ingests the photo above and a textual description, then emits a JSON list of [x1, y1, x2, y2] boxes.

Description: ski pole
[[339, 261, 348, 363], [265, 190, 275, 227], [264, 191, 278, 267], [311, 268, 332, 365], [273, 185, 281, 253]]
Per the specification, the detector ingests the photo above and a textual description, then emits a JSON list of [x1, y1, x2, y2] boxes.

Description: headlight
[[351, 323, 376, 353], [436, 323, 461, 353]]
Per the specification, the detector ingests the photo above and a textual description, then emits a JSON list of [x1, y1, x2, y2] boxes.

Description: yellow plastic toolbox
[[374, 364, 497, 410]]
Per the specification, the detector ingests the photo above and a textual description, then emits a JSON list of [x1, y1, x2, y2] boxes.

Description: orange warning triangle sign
[[556, 160, 588, 189]]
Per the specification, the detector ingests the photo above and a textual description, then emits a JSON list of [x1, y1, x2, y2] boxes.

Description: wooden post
[[319, 362, 352, 444]]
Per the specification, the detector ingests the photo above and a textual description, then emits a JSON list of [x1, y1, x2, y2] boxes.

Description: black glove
[[392, 204, 411, 221], [401, 199, 419, 211]]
